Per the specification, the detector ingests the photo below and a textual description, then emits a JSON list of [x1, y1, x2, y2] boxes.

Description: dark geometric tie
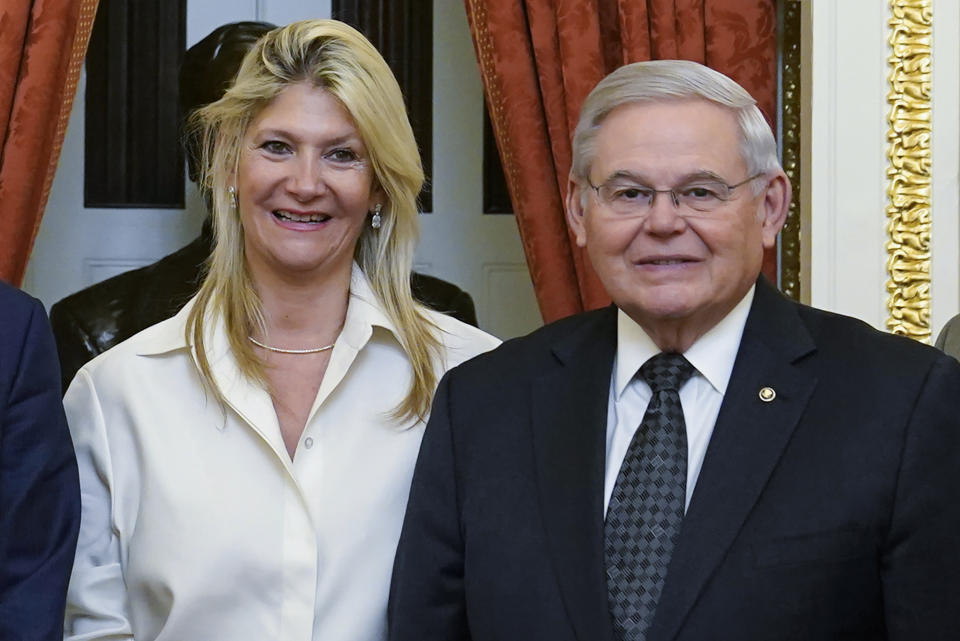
[[605, 352, 696, 641]]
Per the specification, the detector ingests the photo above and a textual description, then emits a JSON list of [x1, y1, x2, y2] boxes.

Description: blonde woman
[[64, 20, 499, 640]]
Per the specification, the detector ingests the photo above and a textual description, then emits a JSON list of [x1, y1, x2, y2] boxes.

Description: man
[[389, 61, 960, 641], [50, 21, 477, 392], [0, 281, 80, 639]]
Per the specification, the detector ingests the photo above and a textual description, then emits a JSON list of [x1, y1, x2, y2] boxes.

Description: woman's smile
[[236, 82, 379, 280]]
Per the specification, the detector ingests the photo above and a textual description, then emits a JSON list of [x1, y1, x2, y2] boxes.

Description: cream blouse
[[64, 268, 500, 640]]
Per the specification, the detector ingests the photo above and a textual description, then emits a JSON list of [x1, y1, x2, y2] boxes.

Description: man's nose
[[642, 190, 685, 234]]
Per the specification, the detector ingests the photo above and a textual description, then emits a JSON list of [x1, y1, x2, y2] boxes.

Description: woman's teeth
[[273, 210, 329, 223]]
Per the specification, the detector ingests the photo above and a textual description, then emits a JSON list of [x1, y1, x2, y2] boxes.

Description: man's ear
[[565, 176, 588, 248], [758, 171, 791, 249]]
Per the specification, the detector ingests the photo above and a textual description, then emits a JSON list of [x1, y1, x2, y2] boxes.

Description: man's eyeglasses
[[586, 173, 764, 216]]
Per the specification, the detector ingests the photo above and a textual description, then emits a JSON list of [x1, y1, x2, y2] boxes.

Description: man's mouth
[[639, 256, 696, 266], [272, 209, 331, 223]]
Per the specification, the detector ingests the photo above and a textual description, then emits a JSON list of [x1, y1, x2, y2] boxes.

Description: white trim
[[805, 0, 890, 330], [931, 0, 960, 338]]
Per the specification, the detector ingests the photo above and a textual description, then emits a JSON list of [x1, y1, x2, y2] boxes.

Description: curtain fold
[[0, 0, 99, 286], [465, 0, 777, 323]]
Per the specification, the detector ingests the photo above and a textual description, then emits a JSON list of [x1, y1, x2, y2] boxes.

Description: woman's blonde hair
[[187, 19, 440, 421]]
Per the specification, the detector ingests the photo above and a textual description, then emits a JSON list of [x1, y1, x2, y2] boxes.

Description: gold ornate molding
[[778, 0, 802, 301], [885, 0, 932, 342]]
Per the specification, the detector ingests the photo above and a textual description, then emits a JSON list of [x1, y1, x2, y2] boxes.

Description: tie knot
[[639, 353, 696, 393]]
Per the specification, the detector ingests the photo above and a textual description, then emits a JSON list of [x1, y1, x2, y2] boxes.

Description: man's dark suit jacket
[[389, 277, 960, 641], [49, 227, 479, 392], [0, 282, 80, 639]]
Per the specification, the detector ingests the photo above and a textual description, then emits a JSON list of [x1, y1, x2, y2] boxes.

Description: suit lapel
[[532, 308, 618, 641], [649, 280, 818, 641]]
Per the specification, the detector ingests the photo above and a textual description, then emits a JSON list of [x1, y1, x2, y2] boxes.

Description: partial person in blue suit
[[0, 281, 80, 639]]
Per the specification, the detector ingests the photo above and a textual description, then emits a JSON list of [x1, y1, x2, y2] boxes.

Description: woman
[[64, 20, 499, 640]]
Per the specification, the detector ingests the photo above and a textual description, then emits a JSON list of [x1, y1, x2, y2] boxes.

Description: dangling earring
[[370, 203, 383, 229], [228, 185, 238, 209]]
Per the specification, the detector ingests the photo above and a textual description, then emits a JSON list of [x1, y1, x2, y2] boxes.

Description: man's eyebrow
[[603, 169, 728, 184], [678, 170, 728, 183], [605, 170, 649, 183]]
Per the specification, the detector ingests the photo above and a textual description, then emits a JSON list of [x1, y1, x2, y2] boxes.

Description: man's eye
[[326, 148, 358, 163], [260, 140, 291, 155], [682, 185, 722, 200], [611, 186, 650, 201]]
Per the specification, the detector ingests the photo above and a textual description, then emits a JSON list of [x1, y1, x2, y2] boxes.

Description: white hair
[[571, 59, 780, 193]]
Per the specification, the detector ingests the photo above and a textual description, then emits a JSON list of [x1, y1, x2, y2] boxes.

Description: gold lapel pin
[[759, 387, 776, 402]]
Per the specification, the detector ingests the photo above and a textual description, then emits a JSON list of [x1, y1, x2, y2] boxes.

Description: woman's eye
[[260, 140, 291, 155], [327, 148, 358, 163]]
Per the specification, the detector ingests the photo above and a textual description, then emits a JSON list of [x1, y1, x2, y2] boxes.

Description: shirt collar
[[340, 263, 401, 350], [135, 263, 401, 357], [134, 298, 195, 356], [614, 285, 755, 398]]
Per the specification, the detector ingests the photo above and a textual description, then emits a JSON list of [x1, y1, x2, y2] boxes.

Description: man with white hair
[[389, 60, 960, 641]]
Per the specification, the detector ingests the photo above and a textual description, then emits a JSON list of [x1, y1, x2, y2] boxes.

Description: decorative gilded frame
[[885, 0, 932, 341], [778, 0, 802, 301]]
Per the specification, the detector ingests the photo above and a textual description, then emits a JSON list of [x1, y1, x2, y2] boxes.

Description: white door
[[414, 0, 541, 339], [24, 0, 541, 340]]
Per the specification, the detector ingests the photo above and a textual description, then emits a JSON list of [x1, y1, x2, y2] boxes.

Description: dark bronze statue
[[50, 21, 477, 392]]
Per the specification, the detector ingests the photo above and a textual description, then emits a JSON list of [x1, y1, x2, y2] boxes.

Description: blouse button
[[304, 437, 314, 449]]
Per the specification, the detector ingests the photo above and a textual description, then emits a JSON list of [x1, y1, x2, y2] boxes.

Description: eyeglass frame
[[584, 172, 766, 215]]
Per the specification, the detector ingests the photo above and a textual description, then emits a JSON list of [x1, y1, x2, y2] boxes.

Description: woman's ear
[[368, 180, 385, 211]]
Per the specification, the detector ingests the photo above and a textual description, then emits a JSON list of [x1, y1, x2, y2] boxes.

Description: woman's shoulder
[[74, 303, 194, 389], [422, 308, 501, 370]]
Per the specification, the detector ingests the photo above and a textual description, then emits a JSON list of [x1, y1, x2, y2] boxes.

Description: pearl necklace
[[248, 336, 335, 354]]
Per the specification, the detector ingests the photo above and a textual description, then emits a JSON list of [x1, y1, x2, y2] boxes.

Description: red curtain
[[465, 0, 777, 323], [0, 0, 99, 286]]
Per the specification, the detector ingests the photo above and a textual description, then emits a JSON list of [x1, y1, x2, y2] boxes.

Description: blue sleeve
[[0, 294, 81, 640]]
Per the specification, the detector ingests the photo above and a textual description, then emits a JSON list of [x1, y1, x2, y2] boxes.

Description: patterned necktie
[[605, 352, 696, 641]]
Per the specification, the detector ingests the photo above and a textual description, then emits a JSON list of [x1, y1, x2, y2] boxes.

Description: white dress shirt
[[63, 266, 500, 641], [604, 286, 755, 514]]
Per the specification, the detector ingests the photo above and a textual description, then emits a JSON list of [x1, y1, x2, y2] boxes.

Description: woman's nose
[[286, 155, 325, 199]]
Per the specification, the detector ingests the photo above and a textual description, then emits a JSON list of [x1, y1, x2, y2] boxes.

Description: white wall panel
[[806, 0, 889, 329], [187, 0, 260, 46], [259, 0, 331, 27], [481, 263, 543, 339], [416, 0, 540, 338], [805, 0, 960, 339]]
